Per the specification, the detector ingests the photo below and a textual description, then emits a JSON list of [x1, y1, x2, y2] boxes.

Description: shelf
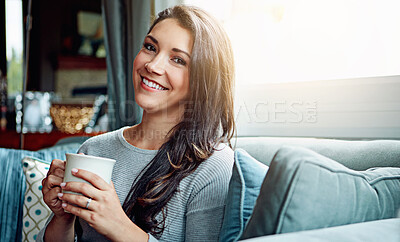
[[57, 55, 106, 70], [0, 130, 102, 151]]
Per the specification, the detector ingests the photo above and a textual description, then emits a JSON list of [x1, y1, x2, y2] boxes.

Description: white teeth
[[142, 77, 167, 90]]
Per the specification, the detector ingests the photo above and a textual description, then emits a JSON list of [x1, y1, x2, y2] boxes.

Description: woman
[[38, 5, 235, 242]]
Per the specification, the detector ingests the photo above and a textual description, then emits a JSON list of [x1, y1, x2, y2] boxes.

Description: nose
[[145, 54, 166, 75]]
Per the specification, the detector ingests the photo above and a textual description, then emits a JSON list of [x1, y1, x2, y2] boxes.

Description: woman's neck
[[123, 111, 181, 150]]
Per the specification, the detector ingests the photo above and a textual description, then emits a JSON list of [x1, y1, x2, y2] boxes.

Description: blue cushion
[[0, 144, 81, 242], [241, 146, 400, 239], [219, 149, 269, 242]]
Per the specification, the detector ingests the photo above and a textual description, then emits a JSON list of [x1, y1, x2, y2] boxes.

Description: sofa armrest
[[239, 218, 400, 242]]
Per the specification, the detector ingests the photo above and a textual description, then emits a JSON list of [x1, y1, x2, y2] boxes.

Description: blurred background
[[1, 0, 400, 150]]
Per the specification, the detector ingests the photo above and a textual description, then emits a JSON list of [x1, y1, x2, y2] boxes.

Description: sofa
[[220, 137, 400, 241], [1, 136, 399, 242]]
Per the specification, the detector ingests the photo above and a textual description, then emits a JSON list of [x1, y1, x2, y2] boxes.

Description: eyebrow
[[146, 35, 191, 59]]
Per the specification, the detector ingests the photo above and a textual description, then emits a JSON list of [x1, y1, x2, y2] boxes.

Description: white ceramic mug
[[63, 153, 116, 195]]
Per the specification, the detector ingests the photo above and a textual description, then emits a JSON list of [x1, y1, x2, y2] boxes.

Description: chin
[[135, 97, 160, 113]]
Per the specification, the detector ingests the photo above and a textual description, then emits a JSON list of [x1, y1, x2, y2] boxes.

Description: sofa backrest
[[233, 137, 400, 170]]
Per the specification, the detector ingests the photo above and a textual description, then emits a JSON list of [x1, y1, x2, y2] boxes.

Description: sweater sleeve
[[185, 196, 227, 242], [184, 148, 234, 242], [148, 233, 159, 242]]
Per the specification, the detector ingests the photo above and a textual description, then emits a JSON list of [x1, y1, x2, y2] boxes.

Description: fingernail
[[60, 182, 66, 187], [62, 202, 67, 208], [71, 168, 78, 174], [57, 193, 63, 198]]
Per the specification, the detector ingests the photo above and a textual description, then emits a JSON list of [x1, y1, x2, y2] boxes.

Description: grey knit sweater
[[37, 127, 234, 242]]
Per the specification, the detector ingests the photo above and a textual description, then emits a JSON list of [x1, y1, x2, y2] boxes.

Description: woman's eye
[[143, 43, 156, 52], [172, 57, 186, 66]]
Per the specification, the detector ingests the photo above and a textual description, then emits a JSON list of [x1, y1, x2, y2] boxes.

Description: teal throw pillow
[[241, 146, 400, 240], [219, 149, 269, 242]]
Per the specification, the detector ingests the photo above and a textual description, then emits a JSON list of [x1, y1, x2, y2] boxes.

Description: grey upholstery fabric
[[240, 218, 400, 242], [234, 137, 400, 170], [240, 146, 400, 239]]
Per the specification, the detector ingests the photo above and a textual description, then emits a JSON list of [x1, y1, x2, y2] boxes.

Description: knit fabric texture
[[37, 126, 234, 242]]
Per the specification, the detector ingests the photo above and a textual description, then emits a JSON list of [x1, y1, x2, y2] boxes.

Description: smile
[[141, 77, 168, 91]]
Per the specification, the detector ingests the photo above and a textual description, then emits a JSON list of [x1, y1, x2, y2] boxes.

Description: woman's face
[[133, 18, 193, 118]]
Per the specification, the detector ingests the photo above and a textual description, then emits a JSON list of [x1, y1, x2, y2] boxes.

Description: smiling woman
[[132, 18, 192, 118], [37, 5, 236, 242]]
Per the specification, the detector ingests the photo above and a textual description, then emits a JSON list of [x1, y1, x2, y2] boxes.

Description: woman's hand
[[42, 158, 75, 221], [58, 168, 149, 242]]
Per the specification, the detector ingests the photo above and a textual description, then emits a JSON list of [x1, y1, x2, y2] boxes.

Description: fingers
[[45, 160, 66, 181], [61, 181, 100, 200], [42, 174, 63, 194], [61, 201, 94, 223], [43, 186, 63, 210], [49, 159, 66, 173], [50, 166, 65, 177], [59, 193, 98, 211], [45, 159, 66, 184], [42, 159, 66, 197], [70, 169, 109, 191]]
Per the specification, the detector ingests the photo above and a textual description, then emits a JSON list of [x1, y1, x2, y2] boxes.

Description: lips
[[141, 76, 169, 91]]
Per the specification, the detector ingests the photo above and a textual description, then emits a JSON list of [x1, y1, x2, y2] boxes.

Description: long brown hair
[[122, 5, 235, 235]]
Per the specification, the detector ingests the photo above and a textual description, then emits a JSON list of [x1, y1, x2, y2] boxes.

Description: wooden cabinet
[[0, 131, 101, 151]]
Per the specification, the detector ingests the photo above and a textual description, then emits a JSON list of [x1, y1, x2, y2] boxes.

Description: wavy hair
[[122, 5, 235, 235]]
